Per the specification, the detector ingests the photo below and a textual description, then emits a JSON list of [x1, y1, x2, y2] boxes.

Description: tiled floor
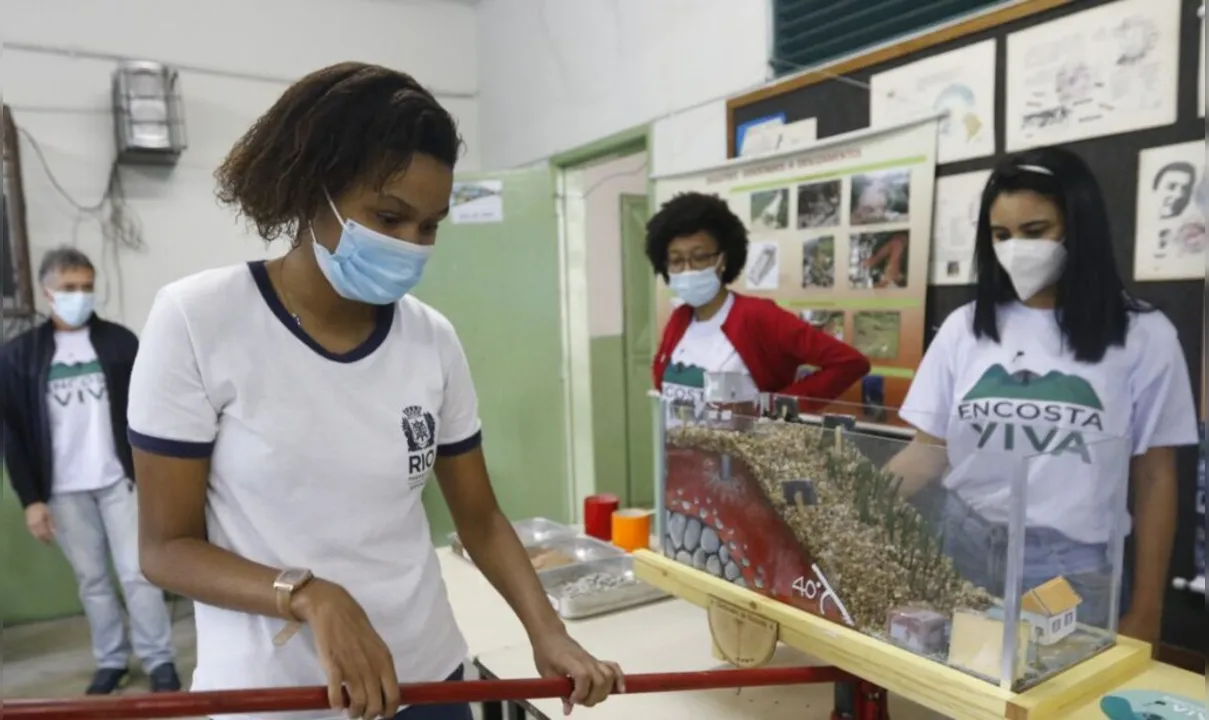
[[2, 598, 203, 718], [2, 601, 485, 720]]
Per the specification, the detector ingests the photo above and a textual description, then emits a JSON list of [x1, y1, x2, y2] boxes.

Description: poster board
[[654, 117, 940, 419], [724, 0, 1205, 662]]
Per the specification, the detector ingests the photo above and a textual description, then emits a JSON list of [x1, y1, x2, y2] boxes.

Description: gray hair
[[38, 246, 95, 284]]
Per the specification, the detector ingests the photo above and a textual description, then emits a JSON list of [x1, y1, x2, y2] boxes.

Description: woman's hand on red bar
[[296, 580, 400, 718]]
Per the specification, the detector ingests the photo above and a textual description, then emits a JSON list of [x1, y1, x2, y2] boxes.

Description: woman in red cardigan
[[648, 192, 870, 415]]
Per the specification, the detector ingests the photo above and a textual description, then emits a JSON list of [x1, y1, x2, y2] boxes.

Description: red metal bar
[[2, 666, 856, 720]]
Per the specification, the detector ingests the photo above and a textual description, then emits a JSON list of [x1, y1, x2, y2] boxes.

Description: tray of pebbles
[[540, 556, 670, 619]]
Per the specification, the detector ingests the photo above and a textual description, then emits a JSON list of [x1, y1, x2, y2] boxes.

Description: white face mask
[[993, 238, 1066, 301]]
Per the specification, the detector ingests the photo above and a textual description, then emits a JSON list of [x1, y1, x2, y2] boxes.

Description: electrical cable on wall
[[16, 125, 144, 320]]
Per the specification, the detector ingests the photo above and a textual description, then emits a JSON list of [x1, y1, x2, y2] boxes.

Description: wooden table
[[472, 600, 943, 720], [632, 549, 1202, 720], [438, 547, 938, 719], [1065, 662, 1204, 720], [440, 546, 1203, 720]]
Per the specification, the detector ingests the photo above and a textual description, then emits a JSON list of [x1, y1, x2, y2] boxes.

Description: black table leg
[[481, 700, 504, 720]]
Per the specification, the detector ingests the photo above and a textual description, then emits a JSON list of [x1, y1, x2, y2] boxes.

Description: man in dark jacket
[[1, 247, 179, 694]]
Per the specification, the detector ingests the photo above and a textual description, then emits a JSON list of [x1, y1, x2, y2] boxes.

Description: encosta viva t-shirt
[[47, 329, 127, 495], [661, 293, 758, 421], [127, 263, 481, 720], [901, 301, 1198, 545]]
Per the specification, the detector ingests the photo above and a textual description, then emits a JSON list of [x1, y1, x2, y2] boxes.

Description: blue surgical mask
[[310, 194, 432, 305], [668, 267, 722, 308], [50, 291, 95, 328]]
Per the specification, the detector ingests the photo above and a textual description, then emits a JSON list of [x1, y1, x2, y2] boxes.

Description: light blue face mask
[[668, 267, 722, 308], [50, 291, 95, 328], [309, 194, 432, 305]]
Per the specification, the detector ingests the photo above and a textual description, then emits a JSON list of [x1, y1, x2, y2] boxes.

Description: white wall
[[476, 0, 771, 170], [573, 152, 648, 338], [2, 0, 479, 331]]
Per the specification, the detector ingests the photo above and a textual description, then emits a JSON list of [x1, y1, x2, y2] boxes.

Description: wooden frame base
[[633, 550, 1153, 720]]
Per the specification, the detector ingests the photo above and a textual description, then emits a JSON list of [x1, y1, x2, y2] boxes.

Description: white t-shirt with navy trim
[[127, 262, 479, 720], [901, 301, 1197, 544]]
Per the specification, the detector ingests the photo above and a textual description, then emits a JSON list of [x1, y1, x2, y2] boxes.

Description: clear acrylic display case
[[654, 391, 1131, 691]]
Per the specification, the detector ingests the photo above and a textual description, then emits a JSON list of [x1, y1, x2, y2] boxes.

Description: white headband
[[1017, 164, 1054, 176]]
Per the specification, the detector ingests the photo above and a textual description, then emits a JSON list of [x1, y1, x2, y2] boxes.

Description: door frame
[[551, 125, 653, 522]]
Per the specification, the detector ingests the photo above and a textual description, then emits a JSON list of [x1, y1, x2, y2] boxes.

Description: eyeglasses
[[667, 252, 720, 273]]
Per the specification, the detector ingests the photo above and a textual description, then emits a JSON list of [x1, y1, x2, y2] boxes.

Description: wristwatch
[[272, 567, 314, 647]]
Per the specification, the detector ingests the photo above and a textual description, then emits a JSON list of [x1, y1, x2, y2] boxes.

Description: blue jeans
[[941, 491, 1131, 628], [49, 480, 175, 671], [393, 666, 473, 720]]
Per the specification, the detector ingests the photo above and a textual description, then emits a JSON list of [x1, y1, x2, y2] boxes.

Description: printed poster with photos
[[1134, 140, 1206, 281], [654, 118, 940, 424], [1003, 0, 1181, 152]]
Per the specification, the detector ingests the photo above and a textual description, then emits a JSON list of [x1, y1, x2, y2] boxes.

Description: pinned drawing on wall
[[930, 170, 992, 286], [1134, 140, 1206, 281], [740, 117, 819, 158], [735, 113, 787, 157], [1004, 0, 1181, 152], [450, 180, 504, 224], [870, 39, 997, 164]]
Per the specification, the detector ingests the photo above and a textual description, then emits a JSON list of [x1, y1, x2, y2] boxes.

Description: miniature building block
[[1020, 576, 1083, 646], [947, 609, 1031, 681], [886, 607, 948, 655], [703, 371, 758, 404]]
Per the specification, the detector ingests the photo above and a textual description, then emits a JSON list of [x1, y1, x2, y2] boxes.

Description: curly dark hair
[[644, 192, 748, 284], [215, 62, 463, 242]]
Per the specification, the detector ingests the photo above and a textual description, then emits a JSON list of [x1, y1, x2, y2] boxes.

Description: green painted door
[[619, 194, 655, 507], [0, 481, 83, 625], [414, 166, 570, 542]]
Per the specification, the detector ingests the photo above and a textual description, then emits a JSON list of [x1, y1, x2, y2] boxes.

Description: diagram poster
[[870, 40, 997, 164], [653, 118, 940, 424], [1134, 140, 1206, 281], [930, 170, 992, 286], [1004, 0, 1181, 152]]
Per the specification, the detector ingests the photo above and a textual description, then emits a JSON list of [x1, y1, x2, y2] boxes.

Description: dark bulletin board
[[2, 103, 34, 318], [730, 0, 1206, 664]]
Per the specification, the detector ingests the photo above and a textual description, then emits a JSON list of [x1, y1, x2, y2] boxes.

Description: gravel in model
[[668, 420, 992, 632]]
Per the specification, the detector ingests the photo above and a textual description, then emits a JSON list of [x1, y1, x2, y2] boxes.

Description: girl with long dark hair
[[895, 147, 1197, 647]]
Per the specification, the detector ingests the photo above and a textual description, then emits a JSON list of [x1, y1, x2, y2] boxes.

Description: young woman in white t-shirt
[[127, 63, 621, 720], [895, 147, 1197, 647]]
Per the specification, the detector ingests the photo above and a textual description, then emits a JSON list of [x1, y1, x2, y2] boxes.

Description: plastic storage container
[[654, 392, 1131, 692]]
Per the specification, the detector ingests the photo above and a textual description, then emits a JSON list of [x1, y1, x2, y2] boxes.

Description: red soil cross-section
[[663, 446, 852, 626]]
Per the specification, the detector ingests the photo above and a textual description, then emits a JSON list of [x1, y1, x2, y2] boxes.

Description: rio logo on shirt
[[956, 364, 1105, 463], [401, 405, 437, 487]]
